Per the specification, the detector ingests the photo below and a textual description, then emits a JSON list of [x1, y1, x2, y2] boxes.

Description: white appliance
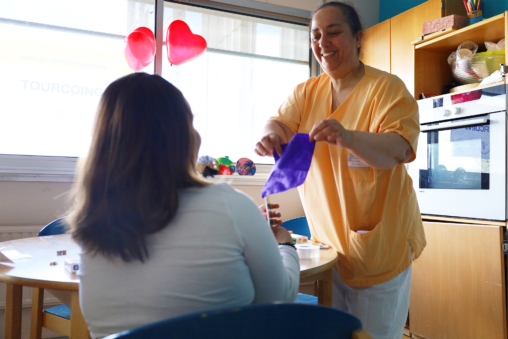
[[407, 84, 507, 221]]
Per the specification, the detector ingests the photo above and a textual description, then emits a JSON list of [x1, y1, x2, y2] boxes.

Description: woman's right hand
[[271, 226, 293, 244], [255, 133, 284, 157]]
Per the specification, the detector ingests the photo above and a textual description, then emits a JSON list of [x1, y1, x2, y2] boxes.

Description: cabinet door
[[391, 1, 442, 97], [410, 222, 507, 339], [360, 19, 390, 73]]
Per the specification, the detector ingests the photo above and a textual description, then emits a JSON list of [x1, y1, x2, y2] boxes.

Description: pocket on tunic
[[348, 222, 385, 277]]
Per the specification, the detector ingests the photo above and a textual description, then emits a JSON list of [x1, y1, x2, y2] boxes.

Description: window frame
[[0, 0, 316, 184]]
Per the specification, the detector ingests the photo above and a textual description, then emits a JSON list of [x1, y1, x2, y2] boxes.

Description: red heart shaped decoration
[[166, 20, 207, 66], [124, 27, 156, 72]]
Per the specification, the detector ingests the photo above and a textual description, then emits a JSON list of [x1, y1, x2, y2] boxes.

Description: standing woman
[[255, 2, 425, 338], [68, 73, 300, 338]]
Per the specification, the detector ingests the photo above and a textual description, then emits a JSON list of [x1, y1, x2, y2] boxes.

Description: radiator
[[0, 226, 61, 309]]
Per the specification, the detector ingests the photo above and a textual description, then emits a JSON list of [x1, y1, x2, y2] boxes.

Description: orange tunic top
[[271, 66, 426, 286]]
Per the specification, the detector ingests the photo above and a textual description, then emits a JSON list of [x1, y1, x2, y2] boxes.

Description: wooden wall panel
[[360, 19, 391, 73], [410, 222, 507, 339]]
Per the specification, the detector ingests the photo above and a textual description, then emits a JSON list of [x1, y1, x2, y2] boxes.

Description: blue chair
[[30, 218, 72, 338], [282, 217, 318, 304], [282, 216, 311, 238], [104, 303, 372, 339], [38, 217, 67, 237]]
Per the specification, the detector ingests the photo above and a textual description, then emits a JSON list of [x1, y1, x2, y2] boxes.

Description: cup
[[468, 10, 483, 24]]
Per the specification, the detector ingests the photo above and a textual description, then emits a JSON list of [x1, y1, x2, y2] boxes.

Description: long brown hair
[[68, 73, 206, 262]]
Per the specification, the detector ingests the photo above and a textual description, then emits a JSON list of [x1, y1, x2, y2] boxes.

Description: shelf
[[417, 80, 505, 101], [415, 13, 505, 52], [414, 11, 507, 100]]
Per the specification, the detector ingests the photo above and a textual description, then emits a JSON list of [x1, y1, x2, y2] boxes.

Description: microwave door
[[408, 112, 507, 221]]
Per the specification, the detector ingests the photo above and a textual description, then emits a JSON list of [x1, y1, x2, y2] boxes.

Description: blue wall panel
[[379, 0, 508, 22], [379, 0, 426, 22], [481, 0, 508, 19]]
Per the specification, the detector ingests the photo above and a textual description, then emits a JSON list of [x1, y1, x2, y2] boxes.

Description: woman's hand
[[258, 203, 282, 226], [309, 119, 353, 148], [255, 133, 284, 157], [271, 226, 294, 244], [309, 118, 413, 169]]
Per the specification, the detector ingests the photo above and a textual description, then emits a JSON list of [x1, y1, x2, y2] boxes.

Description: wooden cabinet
[[410, 222, 507, 339], [361, 0, 467, 96], [414, 12, 506, 98], [360, 19, 391, 73], [408, 13, 508, 339]]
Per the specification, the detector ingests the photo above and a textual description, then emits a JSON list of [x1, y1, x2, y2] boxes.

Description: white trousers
[[332, 258, 412, 339]]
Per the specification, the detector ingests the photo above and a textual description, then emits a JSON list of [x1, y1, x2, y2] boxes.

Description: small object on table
[[295, 244, 320, 258], [50, 261, 57, 266], [64, 258, 80, 273], [57, 250, 67, 256], [291, 234, 308, 244], [236, 157, 256, 176]]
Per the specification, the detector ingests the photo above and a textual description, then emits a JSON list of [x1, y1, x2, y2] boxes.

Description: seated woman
[[67, 73, 300, 338]]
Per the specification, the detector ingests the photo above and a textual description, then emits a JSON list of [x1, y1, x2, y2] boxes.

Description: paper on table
[[0, 251, 14, 264], [0, 250, 32, 261]]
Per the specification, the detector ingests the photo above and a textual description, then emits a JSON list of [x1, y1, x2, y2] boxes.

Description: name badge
[[348, 156, 369, 168]]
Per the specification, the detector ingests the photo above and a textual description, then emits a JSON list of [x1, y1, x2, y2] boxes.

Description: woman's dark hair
[[68, 73, 206, 263], [312, 1, 363, 54]]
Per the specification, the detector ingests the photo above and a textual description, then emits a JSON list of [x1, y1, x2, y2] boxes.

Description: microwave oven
[[407, 84, 507, 221]]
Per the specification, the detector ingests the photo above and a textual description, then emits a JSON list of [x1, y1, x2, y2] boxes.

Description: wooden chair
[[30, 217, 75, 339], [103, 303, 372, 339], [282, 217, 318, 304]]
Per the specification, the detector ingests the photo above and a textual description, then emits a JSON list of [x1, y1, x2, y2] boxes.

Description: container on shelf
[[450, 51, 505, 85]]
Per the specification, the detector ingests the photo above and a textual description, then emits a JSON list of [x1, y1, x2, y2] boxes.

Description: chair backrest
[[38, 217, 67, 237], [282, 216, 311, 238], [104, 303, 364, 339]]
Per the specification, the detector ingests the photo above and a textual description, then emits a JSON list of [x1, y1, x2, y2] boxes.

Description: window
[[0, 0, 310, 181], [161, 2, 310, 164], [0, 0, 155, 158]]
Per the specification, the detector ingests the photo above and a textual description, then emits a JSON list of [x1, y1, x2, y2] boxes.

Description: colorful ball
[[236, 158, 256, 176], [217, 156, 235, 174], [218, 164, 233, 175]]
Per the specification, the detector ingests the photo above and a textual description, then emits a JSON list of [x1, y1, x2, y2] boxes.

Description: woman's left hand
[[258, 203, 282, 226], [309, 119, 353, 148]]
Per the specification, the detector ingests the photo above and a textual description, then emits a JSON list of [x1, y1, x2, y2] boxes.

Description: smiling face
[[310, 6, 362, 78]]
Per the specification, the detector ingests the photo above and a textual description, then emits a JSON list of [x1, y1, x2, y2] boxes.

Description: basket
[[450, 51, 505, 84]]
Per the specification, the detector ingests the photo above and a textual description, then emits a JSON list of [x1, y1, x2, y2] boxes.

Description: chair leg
[[30, 288, 44, 339], [69, 291, 90, 339]]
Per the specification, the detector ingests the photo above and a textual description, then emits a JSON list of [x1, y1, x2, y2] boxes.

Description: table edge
[[0, 274, 78, 290], [299, 250, 338, 279]]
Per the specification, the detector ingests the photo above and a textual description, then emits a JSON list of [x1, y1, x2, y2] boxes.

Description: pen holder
[[468, 10, 483, 24]]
